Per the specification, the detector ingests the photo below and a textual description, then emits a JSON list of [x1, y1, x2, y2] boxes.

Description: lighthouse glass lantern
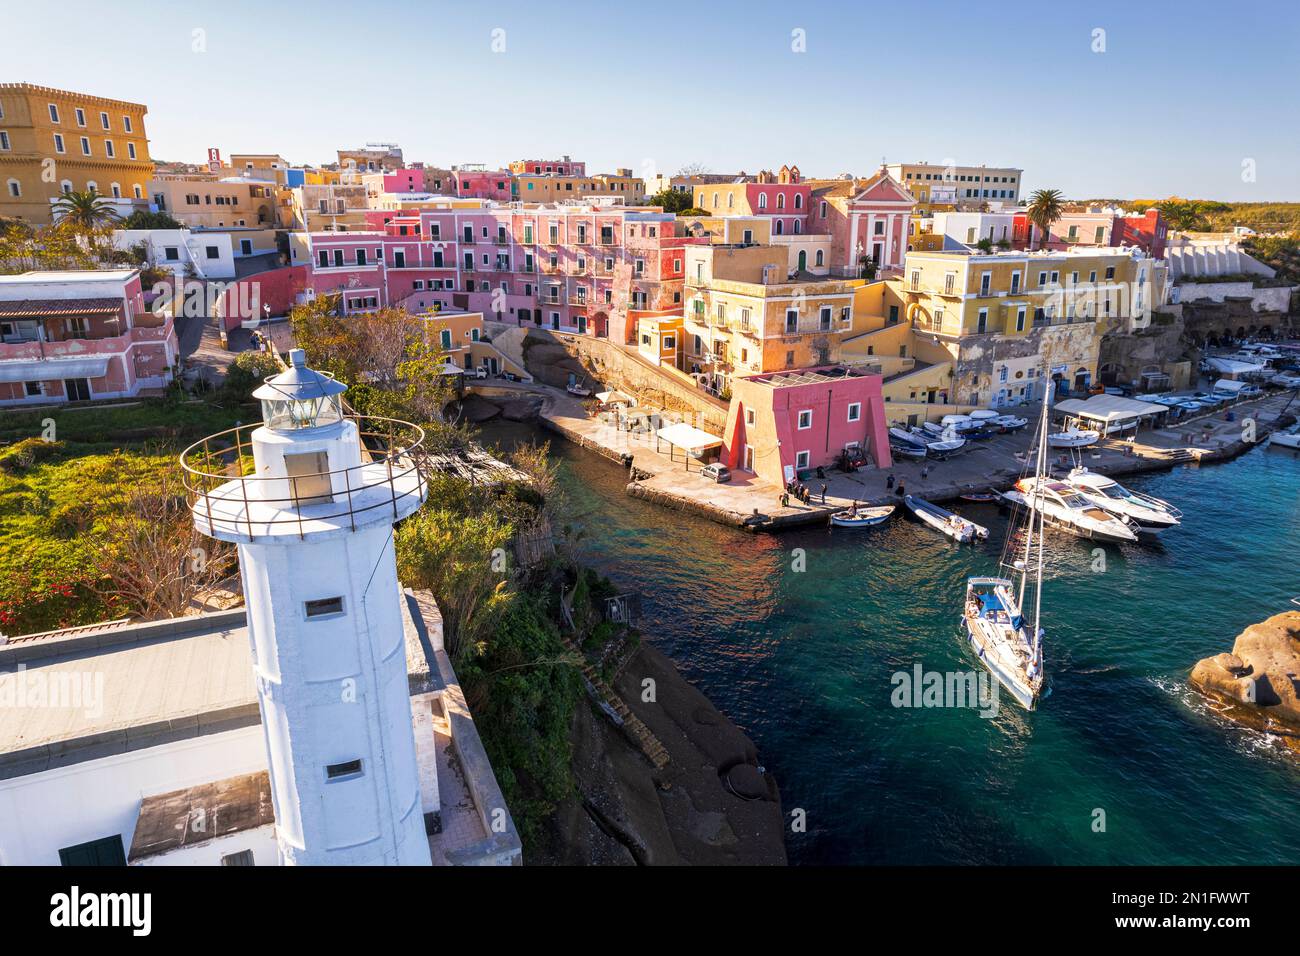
[[252, 348, 347, 430]]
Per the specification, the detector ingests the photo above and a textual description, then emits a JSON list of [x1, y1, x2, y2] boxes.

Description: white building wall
[[0, 726, 265, 866], [113, 229, 238, 280]]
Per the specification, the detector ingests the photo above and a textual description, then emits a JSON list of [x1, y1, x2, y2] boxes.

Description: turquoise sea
[[483, 422, 1300, 865]]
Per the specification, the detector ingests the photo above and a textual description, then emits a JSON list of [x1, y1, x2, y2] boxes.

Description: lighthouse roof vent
[[253, 349, 347, 430]]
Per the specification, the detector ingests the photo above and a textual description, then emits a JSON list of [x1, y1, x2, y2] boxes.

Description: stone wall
[[526, 329, 730, 432]]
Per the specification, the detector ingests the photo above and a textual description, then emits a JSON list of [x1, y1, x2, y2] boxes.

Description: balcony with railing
[[181, 417, 426, 542]]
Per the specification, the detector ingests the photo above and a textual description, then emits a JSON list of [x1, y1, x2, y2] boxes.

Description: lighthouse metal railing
[[180, 417, 427, 540]]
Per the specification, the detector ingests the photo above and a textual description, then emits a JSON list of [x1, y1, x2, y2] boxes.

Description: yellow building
[[0, 83, 153, 223], [681, 243, 861, 392], [896, 247, 1165, 408], [515, 169, 645, 202], [148, 176, 279, 228]]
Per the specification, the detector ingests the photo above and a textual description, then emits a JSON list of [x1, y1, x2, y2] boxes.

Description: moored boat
[[1047, 428, 1100, 448], [1269, 423, 1300, 449], [1000, 477, 1139, 543], [1063, 467, 1181, 533], [829, 505, 895, 528], [904, 495, 988, 543]]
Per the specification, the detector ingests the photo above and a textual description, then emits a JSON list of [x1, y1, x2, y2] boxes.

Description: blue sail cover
[[979, 592, 1005, 614]]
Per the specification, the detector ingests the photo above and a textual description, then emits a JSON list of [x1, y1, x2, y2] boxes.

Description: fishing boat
[[959, 491, 999, 503], [1063, 467, 1181, 533], [1047, 428, 1100, 448], [890, 441, 928, 460], [903, 495, 988, 543], [829, 505, 895, 528], [566, 382, 592, 397], [1269, 423, 1300, 449], [911, 426, 966, 454], [1001, 478, 1139, 543], [962, 381, 1053, 710], [992, 415, 1029, 432]]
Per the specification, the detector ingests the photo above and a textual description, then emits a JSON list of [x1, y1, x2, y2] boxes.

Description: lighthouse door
[[284, 451, 334, 507]]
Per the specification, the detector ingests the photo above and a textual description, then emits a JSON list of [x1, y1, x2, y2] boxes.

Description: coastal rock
[[537, 643, 787, 865], [1190, 611, 1300, 747]]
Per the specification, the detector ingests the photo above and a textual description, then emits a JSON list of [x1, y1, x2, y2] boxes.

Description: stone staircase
[[558, 588, 669, 770]]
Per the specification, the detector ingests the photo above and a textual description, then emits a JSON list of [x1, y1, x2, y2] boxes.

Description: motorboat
[[566, 382, 592, 397], [890, 441, 929, 460], [911, 426, 966, 454], [903, 495, 988, 543], [1000, 477, 1139, 543], [1269, 423, 1300, 449], [1270, 373, 1300, 389], [829, 505, 895, 528], [992, 415, 1029, 433], [1063, 467, 1181, 533], [1047, 428, 1100, 449]]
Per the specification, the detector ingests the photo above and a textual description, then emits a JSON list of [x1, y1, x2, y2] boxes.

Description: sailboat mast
[[1032, 375, 1053, 659]]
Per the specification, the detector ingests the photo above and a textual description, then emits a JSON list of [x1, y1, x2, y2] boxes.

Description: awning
[[596, 390, 635, 405], [0, 356, 112, 382], [1055, 394, 1166, 424], [0, 298, 123, 318], [1205, 357, 1265, 375], [654, 421, 723, 452]]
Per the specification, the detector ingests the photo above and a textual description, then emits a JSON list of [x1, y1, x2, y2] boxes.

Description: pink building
[[0, 270, 177, 405], [305, 202, 707, 343], [452, 167, 513, 202], [811, 170, 916, 277], [1014, 208, 1167, 259], [722, 365, 892, 487]]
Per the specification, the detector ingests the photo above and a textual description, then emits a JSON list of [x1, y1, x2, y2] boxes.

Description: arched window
[[133, 184, 143, 199], [727, 193, 734, 209], [815, 250, 824, 267], [86, 180, 97, 193], [758, 194, 768, 210], [777, 193, 786, 210], [775, 220, 784, 235], [794, 220, 801, 234], [60, 180, 73, 194], [110, 182, 122, 198], [712, 192, 719, 208], [794, 194, 803, 210]]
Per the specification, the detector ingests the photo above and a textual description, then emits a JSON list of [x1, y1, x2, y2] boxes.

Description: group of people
[[781, 479, 829, 509]]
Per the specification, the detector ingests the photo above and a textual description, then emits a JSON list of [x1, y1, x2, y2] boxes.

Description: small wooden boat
[[829, 505, 894, 528], [904, 495, 988, 543], [959, 492, 999, 503]]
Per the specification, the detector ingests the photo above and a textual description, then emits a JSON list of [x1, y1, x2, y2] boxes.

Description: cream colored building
[[0, 83, 153, 223], [885, 162, 1023, 212], [149, 176, 279, 229]]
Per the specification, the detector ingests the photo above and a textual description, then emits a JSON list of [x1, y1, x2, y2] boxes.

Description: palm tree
[[1026, 188, 1064, 250], [50, 189, 121, 263]]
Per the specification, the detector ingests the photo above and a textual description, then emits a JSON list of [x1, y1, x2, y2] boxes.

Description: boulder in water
[[1190, 611, 1300, 747]]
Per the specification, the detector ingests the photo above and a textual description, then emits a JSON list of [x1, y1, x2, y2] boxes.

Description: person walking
[[820, 483, 828, 504]]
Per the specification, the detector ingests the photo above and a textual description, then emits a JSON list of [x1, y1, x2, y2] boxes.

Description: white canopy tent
[[654, 421, 724, 468], [595, 389, 636, 406], [1205, 356, 1266, 379]]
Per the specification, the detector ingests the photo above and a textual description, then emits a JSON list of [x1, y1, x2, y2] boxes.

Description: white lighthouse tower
[[187, 349, 431, 866]]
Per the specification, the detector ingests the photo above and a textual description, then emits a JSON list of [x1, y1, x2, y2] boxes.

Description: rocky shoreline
[[1190, 610, 1300, 752], [535, 641, 786, 865]]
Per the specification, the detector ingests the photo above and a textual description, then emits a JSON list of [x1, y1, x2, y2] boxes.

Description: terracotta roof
[[0, 297, 123, 318]]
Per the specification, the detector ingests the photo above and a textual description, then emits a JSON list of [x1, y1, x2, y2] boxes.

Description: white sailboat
[[962, 390, 1051, 710]]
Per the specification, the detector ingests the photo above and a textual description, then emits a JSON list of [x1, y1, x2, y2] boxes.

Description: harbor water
[[482, 421, 1300, 865]]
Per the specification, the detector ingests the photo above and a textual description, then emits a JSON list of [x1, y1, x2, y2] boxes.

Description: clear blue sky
[[4, 0, 1298, 200]]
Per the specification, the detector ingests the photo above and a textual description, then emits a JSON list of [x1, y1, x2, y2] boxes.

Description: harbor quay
[[525, 382, 1299, 532]]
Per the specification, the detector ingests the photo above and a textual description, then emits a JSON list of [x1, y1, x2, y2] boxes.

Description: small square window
[[305, 596, 344, 618], [326, 759, 363, 780], [797, 410, 813, 429]]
